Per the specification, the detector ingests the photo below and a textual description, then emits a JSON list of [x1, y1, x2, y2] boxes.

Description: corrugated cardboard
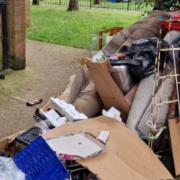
[[85, 60, 130, 118], [0, 130, 25, 150], [44, 116, 173, 180], [169, 119, 180, 176]]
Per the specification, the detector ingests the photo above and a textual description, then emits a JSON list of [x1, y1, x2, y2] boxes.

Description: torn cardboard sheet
[[0, 131, 25, 151], [169, 119, 180, 176], [47, 132, 105, 160], [44, 116, 172, 180], [85, 60, 130, 118]]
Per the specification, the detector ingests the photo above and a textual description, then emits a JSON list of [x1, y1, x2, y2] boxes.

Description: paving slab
[[0, 40, 87, 138]]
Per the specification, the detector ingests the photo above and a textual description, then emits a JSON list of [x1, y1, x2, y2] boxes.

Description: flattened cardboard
[[44, 116, 172, 180], [169, 119, 180, 176], [85, 60, 130, 118]]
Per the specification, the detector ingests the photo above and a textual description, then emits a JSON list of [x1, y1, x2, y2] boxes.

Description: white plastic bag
[[0, 156, 25, 180]]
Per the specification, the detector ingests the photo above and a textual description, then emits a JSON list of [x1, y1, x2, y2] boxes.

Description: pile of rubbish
[[0, 10, 179, 180]]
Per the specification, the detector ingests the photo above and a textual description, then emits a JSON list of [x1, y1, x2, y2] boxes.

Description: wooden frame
[[98, 26, 124, 50]]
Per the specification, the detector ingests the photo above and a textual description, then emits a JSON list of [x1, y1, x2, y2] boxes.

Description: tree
[[94, 0, 100, 5], [32, 0, 40, 5], [67, 0, 79, 11], [153, 0, 178, 11]]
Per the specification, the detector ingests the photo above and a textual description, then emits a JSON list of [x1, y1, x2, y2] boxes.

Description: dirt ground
[[0, 40, 87, 138]]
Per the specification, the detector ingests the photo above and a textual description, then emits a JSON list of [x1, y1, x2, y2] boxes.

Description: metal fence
[[41, 0, 155, 11]]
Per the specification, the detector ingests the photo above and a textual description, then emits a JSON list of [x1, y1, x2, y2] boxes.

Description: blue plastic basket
[[13, 136, 68, 180]]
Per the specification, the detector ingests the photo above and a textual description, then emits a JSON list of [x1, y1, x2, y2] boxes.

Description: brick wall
[[7, 0, 27, 70], [0, 14, 2, 70]]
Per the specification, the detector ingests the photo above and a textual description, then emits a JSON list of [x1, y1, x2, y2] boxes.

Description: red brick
[[7, 0, 27, 70]]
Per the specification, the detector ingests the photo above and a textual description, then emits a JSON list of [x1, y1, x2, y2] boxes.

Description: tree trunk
[[94, 0, 100, 4], [32, 0, 40, 5], [67, 0, 79, 11]]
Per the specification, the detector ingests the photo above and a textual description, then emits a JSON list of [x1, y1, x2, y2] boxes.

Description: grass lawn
[[43, 0, 153, 11], [27, 5, 143, 49]]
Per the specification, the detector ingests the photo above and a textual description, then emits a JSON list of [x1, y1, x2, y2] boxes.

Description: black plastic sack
[[110, 37, 169, 79]]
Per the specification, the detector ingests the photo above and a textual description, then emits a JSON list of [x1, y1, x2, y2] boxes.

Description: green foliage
[[27, 6, 143, 49], [154, 0, 180, 11]]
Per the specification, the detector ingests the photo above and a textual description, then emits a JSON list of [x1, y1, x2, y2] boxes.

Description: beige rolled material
[[73, 80, 103, 117]]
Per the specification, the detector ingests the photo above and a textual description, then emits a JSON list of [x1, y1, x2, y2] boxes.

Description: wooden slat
[[160, 47, 180, 52]]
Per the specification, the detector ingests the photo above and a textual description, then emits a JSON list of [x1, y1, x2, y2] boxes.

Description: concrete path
[[0, 40, 87, 138]]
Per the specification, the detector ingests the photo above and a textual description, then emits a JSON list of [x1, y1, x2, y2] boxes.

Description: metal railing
[[0, 0, 8, 70], [41, 0, 155, 11]]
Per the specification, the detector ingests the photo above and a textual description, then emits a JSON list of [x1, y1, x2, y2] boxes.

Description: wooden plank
[[169, 119, 180, 176], [160, 47, 180, 52]]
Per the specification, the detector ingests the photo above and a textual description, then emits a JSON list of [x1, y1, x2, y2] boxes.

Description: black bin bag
[[110, 37, 169, 79]]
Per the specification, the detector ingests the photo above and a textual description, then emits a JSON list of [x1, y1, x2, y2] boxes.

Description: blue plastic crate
[[13, 136, 68, 180]]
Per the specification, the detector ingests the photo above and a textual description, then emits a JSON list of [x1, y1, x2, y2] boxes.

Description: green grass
[[27, 5, 143, 49]]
